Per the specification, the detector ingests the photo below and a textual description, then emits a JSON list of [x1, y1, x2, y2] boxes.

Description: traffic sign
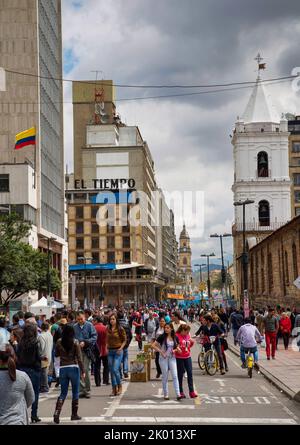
[[199, 282, 206, 291]]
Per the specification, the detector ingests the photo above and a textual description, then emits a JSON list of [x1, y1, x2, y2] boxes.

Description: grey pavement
[[227, 331, 300, 402], [36, 323, 300, 425]]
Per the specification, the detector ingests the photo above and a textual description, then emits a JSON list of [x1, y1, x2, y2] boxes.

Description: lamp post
[[210, 233, 232, 300], [201, 253, 215, 305], [78, 256, 93, 309], [233, 199, 254, 308], [194, 263, 205, 307], [41, 236, 57, 306]]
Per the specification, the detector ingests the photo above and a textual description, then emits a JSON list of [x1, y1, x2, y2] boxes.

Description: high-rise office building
[[0, 0, 68, 303]]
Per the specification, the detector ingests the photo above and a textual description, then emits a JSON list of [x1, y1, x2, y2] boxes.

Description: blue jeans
[[19, 367, 41, 417], [108, 349, 123, 387], [176, 357, 194, 393], [159, 356, 180, 397], [240, 345, 258, 363], [121, 348, 129, 375], [59, 366, 80, 400]]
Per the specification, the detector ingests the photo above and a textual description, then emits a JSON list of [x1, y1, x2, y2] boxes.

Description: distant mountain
[[192, 254, 233, 271]]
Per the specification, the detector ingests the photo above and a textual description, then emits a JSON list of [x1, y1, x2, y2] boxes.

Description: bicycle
[[196, 337, 206, 370], [204, 336, 219, 376]]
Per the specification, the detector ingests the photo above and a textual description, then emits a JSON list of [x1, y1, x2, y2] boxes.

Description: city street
[[37, 325, 300, 425]]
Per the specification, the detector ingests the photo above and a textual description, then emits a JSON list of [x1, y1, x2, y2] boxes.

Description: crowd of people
[[0, 302, 300, 425]]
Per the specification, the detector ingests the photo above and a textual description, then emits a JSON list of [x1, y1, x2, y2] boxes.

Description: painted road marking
[[115, 404, 195, 410], [39, 416, 298, 425], [104, 382, 129, 417], [214, 379, 226, 387]]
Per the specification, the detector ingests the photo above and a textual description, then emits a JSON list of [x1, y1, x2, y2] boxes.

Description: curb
[[227, 343, 298, 403]]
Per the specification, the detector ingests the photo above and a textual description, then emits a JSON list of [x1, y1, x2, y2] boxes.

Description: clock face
[[183, 247, 187, 252]]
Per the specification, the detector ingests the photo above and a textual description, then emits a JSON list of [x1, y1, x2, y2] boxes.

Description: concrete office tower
[[0, 0, 68, 303]]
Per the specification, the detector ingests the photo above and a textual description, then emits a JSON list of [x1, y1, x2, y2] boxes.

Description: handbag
[[85, 343, 100, 363]]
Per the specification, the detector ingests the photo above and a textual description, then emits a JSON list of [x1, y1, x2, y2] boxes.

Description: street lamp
[[210, 233, 232, 299], [194, 263, 205, 307], [41, 236, 57, 306], [201, 253, 215, 304], [78, 256, 93, 309], [233, 199, 254, 306]]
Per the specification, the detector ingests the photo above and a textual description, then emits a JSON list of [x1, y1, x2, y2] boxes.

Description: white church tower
[[232, 54, 291, 300]]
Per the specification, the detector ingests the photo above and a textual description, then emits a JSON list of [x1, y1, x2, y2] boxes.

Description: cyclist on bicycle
[[196, 315, 226, 375], [236, 317, 262, 371]]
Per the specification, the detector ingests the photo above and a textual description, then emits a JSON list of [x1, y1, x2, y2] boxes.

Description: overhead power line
[[4, 68, 297, 90]]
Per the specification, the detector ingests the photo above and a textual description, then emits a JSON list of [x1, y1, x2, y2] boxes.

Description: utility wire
[[4, 68, 297, 89], [0, 78, 293, 105]]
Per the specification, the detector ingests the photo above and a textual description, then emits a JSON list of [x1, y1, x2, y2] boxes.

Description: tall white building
[[232, 61, 291, 299]]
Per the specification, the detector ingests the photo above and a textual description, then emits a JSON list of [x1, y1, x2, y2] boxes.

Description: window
[[92, 223, 99, 234], [259, 200, 270, 226], [295, 191, 300, 203], [296, 208, 300, 216], [285, 251, 289, 284], [293, 243, 298, 280], [183, 257, 187, 265], [123, 237, 130, 248], [92, 237, 99, 249], [0, 204, 9, 216], [0, 174, 9, 192], [76, 222, 84, 234], [257, 151, 269, 177], [107, 225, 115, 234], [76, 253, 84, 263], [76, 206, 83, 219], [107, 252, 115, 263], [91, 206, 99, 219], [123, 252, 131, 263], [261, 251, 265, 292], [76, 238, 84, 249], [122, 225, 130, 233], [92, 252, 99, 263], [292, 142, 300, 153], [268, 253, 273, 289], [293, 174, 300, 186], [107, 237, 115, 249]]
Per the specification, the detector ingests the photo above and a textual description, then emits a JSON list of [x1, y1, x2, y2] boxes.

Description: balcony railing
[[233, 221, 286, 232]]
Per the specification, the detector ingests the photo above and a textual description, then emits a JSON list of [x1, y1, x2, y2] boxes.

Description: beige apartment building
[[67, 81, 177, 306], [288, 116, 300, 217]]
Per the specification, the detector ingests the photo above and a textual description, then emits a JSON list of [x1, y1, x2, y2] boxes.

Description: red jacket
[[94, 323, 108, 356], [279, 317, 291, 334], [175, 333, 194, 359]]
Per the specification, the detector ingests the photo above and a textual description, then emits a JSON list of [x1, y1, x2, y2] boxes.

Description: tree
[[0, 213, 61, 306]]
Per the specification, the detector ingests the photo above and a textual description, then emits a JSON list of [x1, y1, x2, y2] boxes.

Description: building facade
[[248, 215, 300, 308], [288, 116, 300, 218], [232, 65, 291, 303], [67, 81, 176, 306], [0, 0, 68, 304]]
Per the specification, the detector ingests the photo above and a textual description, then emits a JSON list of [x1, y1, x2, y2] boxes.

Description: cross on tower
[[254, 53, 263, 65], [254, 53, 266, 77]]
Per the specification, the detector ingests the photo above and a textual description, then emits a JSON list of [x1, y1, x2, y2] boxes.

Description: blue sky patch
[[63, 48, 79, 74]]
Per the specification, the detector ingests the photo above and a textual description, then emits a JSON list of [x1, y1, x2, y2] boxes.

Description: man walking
[[38, 322, 53, 393], [230, 308, 244, 345], [263, 308, 279, 360], [144, 310, 158, 343], [74, 311, 97, 398]]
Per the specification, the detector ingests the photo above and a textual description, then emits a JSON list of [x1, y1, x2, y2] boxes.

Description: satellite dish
[[101, 115, 108, 124]]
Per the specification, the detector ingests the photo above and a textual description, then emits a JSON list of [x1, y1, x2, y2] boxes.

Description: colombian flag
[[15, 127, 36, 150]]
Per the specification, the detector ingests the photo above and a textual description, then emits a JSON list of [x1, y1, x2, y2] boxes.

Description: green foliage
[[0, 213, 61, 306]]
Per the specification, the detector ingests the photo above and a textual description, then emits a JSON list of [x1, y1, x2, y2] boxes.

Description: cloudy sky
[[61, 0, 300, 262]]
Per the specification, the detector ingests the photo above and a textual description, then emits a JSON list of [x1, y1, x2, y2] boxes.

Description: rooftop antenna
[[91, 70, 107, 125]]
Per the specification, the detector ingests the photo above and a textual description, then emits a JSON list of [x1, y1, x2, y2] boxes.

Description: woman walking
[[175, 324, 198, 398], [16, 324, 43, 423], [152, 323, 181, 401], [132, 311, 143, 351], [107, 314, 127, 396], [0, 344, 35, 425], [279, 312, 292, 350], [151, 317, 166, 378], [53, 324, 85, 424]]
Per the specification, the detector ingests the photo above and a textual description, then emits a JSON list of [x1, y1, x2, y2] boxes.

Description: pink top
[[175, 333, 194, 359]]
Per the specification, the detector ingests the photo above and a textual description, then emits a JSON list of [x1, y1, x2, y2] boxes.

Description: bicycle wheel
[[198, 348, 205, 370], [204, 350, 218, 376]]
